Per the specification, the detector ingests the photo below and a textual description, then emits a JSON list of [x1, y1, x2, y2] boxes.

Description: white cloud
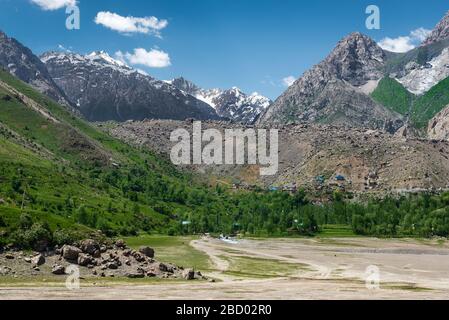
[[57, 44, 72, 52], [95, 11, 168, 37], [115, 48, 171, 68], [282, 76, 296, 87], [410, 28, 432, 42], [30, 0, 76, 11], [378, 27, 431, 53]]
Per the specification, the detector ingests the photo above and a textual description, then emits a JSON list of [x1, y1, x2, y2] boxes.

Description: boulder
[[139, 246, 155, 258], [92, 250, 101, 258], [5, 254, 14, 260], [79, 239, 100, 255], [52, 264, 66, 275], [62, 245, 82, 261], [31, 254, 45, 266], [183, 269, 195, 280], [132, 252, 146, 263], [158, 263, 168, 272], [77, 253, 93, 267], [115, 239, 126, 249]]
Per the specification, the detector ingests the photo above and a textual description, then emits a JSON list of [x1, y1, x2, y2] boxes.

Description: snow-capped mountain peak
[[169, 77, 272, 124], [87, 50, 128, 68], [40, 52, 220, 122]]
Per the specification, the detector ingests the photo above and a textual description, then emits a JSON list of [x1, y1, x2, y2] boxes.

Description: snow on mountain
[[41, 52, 220, 122], [169, 77, 271, 124], [396, 48, 449, 95], [257, 32, 403, 131], [0, 30, 74, 110]]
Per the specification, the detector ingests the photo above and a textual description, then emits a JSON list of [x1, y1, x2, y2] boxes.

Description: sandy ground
[[1, 237, 449, 300]]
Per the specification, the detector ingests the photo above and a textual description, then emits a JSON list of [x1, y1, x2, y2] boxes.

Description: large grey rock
[[79, 239, 100, 255], [183, 269, 195, 280], [51, 264, 65, 275], [31, 254, 45, 266], [77, 253, 93, 267], [138, 246, 155, 258], [62, 245, 82, 261]]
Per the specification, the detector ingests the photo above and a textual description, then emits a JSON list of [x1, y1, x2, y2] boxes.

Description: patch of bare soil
[[100, 119, 449, 196], [1, 237, 449, 300]]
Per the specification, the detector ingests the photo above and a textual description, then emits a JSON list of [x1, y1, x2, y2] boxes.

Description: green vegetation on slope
[[371, 77, 415, 115], [411, 76, 449, 128], [1, 68, 449, 250], [0, 68, 211, 247]]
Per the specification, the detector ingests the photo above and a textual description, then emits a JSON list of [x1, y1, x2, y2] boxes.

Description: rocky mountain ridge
[[258, 32, 403, 131], [102, 119, 449, 196], [0, 30, 74, 111], [41, 51, 220, 122], [169, 77, 271, 124]]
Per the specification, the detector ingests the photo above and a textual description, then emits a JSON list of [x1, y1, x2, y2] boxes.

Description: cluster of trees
[[171, 189, 449, 238], [3, 153, 449, 250]]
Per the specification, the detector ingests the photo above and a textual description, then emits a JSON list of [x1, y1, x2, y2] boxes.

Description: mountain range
[[169, 77, 271, 124], [2, 11, 449, 136], [41, 51, 220, 122], [258, 10, 449, 135], [0, 31, 74, 112]]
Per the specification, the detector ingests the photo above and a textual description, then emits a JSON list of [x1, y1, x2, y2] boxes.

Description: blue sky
[[0, 0, 448, 99]]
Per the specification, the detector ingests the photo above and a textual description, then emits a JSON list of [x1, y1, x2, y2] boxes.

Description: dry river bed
[[1, 237, 449, 300]]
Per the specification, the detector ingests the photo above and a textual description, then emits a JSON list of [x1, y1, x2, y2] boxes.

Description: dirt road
[[1, 237, 449, 300]]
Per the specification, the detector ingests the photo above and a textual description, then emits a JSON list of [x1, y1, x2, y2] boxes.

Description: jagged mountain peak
[[170, 77, 200, 94], [87, 50, 128, 68], [169, 77, 271, 124], [0, 30, 74, 109], [257, 31, 400, 129], [325, 32, 385, 77], [423, 10, 449, 46], [41, 51, 133, 72], [42, 51, 219, 122]]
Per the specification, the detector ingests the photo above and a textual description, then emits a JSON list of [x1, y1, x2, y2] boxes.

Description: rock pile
[[0, 239, 207, 281]]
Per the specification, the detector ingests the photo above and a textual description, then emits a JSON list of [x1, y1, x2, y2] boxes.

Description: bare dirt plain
[[1, 237, 449, 300]]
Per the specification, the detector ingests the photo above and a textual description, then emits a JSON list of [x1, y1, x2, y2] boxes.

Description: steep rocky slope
[[169, 77, 271, 124], [258, 33, 403, 131], [423, 11, 449, 46], [41, 51, 220, 122], [0, 30, 73, 110], [102, 119, 449, 195], [428, 104, 449, 140]]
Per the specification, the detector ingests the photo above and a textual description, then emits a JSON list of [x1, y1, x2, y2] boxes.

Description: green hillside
[[411, 76, 449, 128], [2, 68, 449, 247], [0, 68, 210, 247], [371, 77, 415, 115]]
